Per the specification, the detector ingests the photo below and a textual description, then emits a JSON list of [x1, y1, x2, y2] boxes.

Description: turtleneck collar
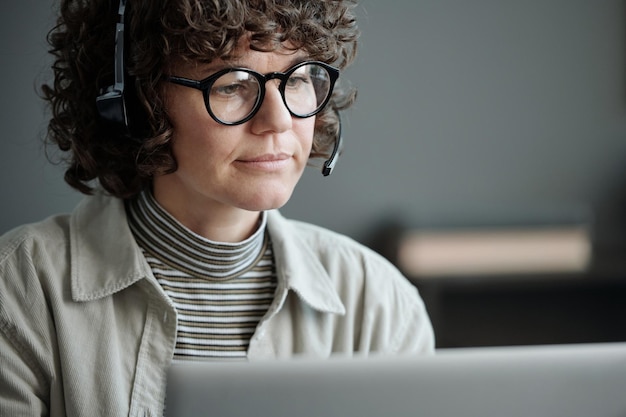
[[126, 189, 267, 280]]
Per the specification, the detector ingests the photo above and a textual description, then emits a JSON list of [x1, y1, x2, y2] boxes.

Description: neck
[[151, 185, 261, 243]]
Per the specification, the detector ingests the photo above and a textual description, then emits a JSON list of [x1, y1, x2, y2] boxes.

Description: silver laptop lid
[[165, 342, 626, 417]]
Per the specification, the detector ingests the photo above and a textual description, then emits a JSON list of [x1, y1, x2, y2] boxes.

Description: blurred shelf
[[410, 271, 626, 349]]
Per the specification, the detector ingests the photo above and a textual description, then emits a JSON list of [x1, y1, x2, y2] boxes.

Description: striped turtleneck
[[126, 189, 277, 360]]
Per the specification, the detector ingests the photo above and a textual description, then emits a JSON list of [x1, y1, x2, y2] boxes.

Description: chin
[[238, 187, 295, 212], [241, 198, 290, 212]]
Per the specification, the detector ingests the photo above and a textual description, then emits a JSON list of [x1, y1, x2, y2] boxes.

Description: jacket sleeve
[[389, 291, 436, 354], [0, 318, 50, 416], [0, 234, 54, 417], [359, 250, 436, 355]]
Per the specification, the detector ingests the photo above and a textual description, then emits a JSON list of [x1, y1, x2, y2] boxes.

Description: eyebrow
[[200, 54, 310, 77]]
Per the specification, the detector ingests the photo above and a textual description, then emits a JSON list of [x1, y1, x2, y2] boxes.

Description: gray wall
[[0, 1, 79, 234], [2, 1, 626, 247]]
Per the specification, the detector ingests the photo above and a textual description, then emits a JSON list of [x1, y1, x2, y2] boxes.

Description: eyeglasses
[[167, 61, 339, 126]]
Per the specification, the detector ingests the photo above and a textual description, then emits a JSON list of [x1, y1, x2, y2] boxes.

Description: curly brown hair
[[41, 0, 359, 199]]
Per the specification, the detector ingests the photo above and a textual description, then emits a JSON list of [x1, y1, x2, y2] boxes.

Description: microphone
[[322, 111, 343, 176]]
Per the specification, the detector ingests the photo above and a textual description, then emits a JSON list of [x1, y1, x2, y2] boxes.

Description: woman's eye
[[286, 75, 311, 89], [212, 83, 244, 97]]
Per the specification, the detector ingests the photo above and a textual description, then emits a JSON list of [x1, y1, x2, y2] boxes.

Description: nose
[[249, 81, 292, 134]]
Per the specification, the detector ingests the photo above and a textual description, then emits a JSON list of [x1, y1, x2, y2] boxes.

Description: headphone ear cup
[[122, 78, 150, 139], [95, 0, 148, 140], [96, 87, 128, 127], [96, 83, 148, 139]]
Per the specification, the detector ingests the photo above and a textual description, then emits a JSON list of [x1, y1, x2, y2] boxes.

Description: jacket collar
[[70, 193, 345, 315], [70, 192, 152, 302], [266, 211, 345, 315]]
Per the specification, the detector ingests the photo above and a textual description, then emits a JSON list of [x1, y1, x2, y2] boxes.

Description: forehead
[[174, 42, 308, 77]]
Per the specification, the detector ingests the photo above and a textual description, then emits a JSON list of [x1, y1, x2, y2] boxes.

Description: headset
[[95, 0, 130, 132], [95, 0, 342, 175], [322, 113, 343, 176]]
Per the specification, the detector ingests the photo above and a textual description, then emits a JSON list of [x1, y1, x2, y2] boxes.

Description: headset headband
[[95, 0, 129, 129]]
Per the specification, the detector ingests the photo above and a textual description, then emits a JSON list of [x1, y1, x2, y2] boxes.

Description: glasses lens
[[207, 71, 261, 124], [284, 63, 332, 117]]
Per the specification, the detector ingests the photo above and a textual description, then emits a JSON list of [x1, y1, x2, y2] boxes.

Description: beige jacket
[[0, 192, 434, 416]]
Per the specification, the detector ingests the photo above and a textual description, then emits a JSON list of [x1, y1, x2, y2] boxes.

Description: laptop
[[165, 342, 626, 417]]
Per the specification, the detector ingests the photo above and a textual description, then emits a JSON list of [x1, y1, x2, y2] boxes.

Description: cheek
[[165, 84, 216, 137], [171, 125, 236, 176], [296, 118, 316, 153], [166, 89, 232, 161]]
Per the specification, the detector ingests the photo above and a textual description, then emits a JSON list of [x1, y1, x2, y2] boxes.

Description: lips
[[240, 153, 291, 163], [235, 153, 292, 171]]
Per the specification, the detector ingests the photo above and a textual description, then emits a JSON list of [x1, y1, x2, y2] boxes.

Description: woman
[[0, 0, 434, 415]]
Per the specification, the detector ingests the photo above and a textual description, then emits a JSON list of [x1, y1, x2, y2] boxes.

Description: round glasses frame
[[167, 60, 340, 126]]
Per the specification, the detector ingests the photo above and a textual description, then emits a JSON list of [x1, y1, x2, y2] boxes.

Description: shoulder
[[0, 192, 125, 270], [268, 211, 417, 296], [0, 214, 73, 311], [0, 214, 72, 268], [270, 212, 387, 265], [268, 212, 435, 354], [286, 217, 369, 254], [0, 214, 73, 341]]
